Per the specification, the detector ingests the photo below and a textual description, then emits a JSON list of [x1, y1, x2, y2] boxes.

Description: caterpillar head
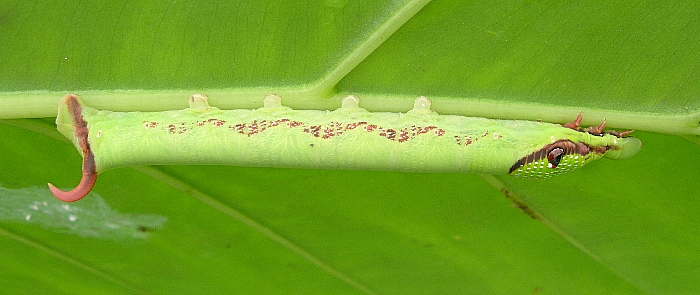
[[509, 114, 642, 179]]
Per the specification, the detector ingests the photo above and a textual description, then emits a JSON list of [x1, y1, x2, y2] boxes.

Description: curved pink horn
[[48, 95, 97, 202]]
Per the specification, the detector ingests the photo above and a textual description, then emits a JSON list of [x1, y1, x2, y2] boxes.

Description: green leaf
[[1, 1, 698, 294]]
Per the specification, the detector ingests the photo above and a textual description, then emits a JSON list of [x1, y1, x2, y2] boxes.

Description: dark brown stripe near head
[[508, 140, 608, 174]]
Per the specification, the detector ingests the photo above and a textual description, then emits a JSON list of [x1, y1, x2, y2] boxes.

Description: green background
[[1, 1, 699, 294]]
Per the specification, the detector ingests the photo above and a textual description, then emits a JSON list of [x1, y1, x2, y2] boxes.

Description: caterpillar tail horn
[[48, 94, 97, 202]]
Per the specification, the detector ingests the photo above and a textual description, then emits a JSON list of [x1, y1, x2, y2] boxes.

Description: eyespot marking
[[547, 147, 564, 169], [509, 139, 609, 179]]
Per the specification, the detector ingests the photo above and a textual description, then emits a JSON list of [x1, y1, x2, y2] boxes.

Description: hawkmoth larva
[[49, 94, 641, 202]]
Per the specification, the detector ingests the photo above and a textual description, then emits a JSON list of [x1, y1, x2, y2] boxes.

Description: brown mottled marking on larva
[[299, 123, 447, 143], [398, 129, 410, 143], [321, 123, 335, 139], [287, 120, 303, 128], [157, 118, 302, 136], [232, 123, 245, 134], [304, 125, 322, 137], [152, 118, 451, 144], [197, 118, 226, 127], [270, 119, 288, 127], [454, 134, 484, 146], [416, 126, 437, 135], [248, 120, 259, 136], [166, 123, 188, 134], [454, 136, 468, 146], [380, 129, 397, 140]]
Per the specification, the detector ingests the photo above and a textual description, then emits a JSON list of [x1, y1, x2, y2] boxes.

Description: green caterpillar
[[49, 94, 641, 202]]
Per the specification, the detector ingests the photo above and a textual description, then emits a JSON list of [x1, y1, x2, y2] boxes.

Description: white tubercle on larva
[[413, 96, 432, 111], [263, 94, 283, 109], [341, 95, 360, 109], [187, 94, 210, 110]]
